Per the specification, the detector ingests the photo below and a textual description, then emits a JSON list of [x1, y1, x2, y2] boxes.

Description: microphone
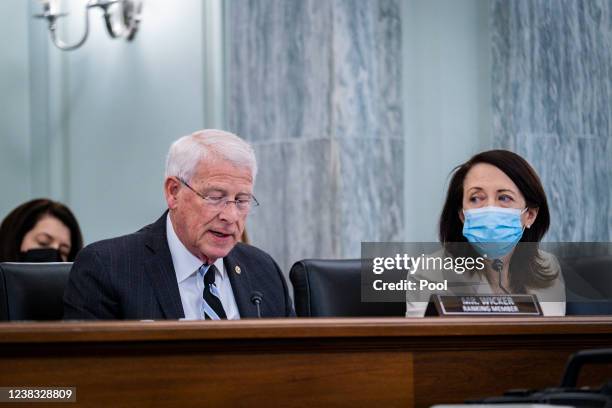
[[250, 291, 263, 318], [492, 259, 510, 294]]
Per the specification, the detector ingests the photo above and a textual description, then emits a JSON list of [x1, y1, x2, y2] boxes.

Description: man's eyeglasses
[[178, 178, 259, 214]]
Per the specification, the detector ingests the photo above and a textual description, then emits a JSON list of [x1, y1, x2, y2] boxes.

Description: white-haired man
[[64, 130, 295, 319]]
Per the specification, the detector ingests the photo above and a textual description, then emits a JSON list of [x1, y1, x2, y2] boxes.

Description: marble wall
[[227, 0, 403, 273], [491, 0, 612, 241]]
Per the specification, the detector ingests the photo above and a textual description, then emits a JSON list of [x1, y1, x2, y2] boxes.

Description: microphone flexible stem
[[250, 292, 263, 318], [493, 259, 510, 294], [255, 302, 261, 319]]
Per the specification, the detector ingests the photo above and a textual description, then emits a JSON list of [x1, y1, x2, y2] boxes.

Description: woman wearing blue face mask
[[406, 150, 564, 317]]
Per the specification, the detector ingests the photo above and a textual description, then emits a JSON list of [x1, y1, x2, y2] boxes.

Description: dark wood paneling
[[2, 350, 413, 407], [414, 349, 570, 406], [0, 317, 610, 407]]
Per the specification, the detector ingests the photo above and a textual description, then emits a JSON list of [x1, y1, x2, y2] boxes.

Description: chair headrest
[[0, 262, 73, 321], [289, 259, 404, 317]]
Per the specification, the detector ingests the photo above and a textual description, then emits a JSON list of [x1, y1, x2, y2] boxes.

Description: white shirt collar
[[211, 258, 227, 281], [166, 213, 226, 283]]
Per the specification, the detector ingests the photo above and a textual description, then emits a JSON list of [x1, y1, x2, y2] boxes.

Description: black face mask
[[19, 248, 64, 262]]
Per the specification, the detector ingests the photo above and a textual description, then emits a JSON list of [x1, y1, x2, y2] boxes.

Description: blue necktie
[[201, 264, 227, 320]]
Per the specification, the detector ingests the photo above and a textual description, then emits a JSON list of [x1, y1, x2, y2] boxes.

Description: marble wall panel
[[331, 0, 402, 140], [247, 138, 338, 273], [510, 132, 611, 241], [336, 137, 404, 255], [228, 0, 404, 273], [228, 0, 334, 141], [491, 0, 612, 241]]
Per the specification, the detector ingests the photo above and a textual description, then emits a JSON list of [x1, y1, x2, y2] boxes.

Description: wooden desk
[[1, 317, 611, 407]]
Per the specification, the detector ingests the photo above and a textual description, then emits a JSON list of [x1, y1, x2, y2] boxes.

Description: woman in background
[[0, 199, 83, 262], [406, 150, 565, 316]]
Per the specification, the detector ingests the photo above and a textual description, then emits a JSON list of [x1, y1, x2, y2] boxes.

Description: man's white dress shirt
[[166, 214, 240, 320]]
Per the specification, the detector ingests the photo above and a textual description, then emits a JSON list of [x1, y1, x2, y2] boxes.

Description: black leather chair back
[[563, 256, 612, 315], [0, 262, 72, 321], [290, 259, 405, 317], [571, 256, 612, 297]]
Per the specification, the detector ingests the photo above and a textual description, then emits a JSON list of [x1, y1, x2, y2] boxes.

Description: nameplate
[[426, 294, 542, 316]]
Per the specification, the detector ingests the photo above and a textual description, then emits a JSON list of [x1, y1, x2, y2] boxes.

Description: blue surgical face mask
[[462, 206, 526, 259]]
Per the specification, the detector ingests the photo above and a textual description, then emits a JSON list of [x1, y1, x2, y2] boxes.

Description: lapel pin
[[235, 265, 241, 274]]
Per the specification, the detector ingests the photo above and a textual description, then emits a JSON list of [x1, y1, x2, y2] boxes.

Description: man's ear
[[164, 177, 181, 209], [524, 207, 539, 229]]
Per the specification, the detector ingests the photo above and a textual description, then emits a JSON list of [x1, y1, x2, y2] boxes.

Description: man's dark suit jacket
[[63, 213, 295, 319]]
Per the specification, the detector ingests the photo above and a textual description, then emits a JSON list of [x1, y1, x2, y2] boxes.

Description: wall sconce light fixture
[[35, 0, 143, 51]]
